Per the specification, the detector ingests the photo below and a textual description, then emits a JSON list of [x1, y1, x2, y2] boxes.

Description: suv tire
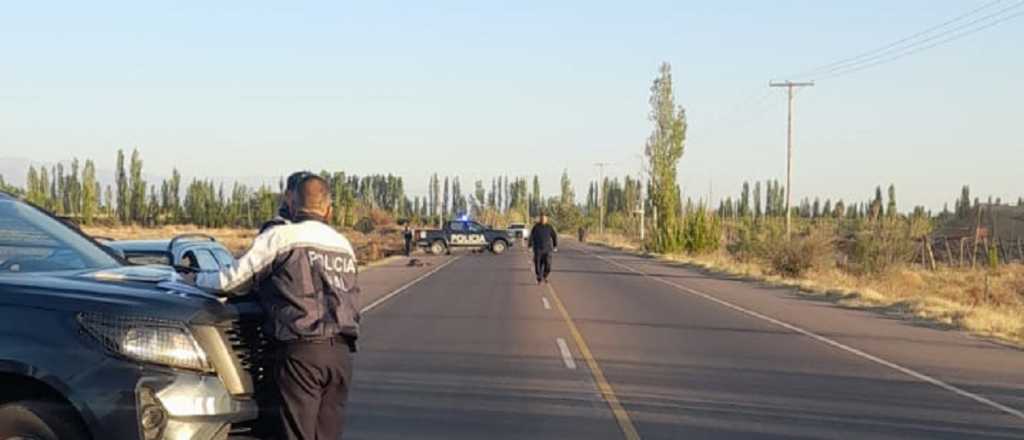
[[491, 240, 507, 255], [0, 400, 87, 440], [430, 241, 446, 256]]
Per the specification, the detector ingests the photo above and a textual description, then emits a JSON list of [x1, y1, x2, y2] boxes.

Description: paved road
[[347, 242, 1024, 439]]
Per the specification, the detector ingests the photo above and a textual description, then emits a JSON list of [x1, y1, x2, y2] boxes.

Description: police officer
[[259, 170, 315, 234], [198, 174, 359, 440], [528, 211, 558, 284]]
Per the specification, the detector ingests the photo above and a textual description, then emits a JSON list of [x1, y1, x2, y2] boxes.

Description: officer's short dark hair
[[286, 171, 315, 192], [294, 175, 332, 219]]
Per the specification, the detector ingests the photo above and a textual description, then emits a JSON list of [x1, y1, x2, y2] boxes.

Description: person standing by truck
[[528, 211, 558, 284], [403, 223, 414, 256], [198, 174, 360, 440]]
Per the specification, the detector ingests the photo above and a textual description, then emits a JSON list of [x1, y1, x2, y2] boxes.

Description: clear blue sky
[[2, 1, 1021, 210]]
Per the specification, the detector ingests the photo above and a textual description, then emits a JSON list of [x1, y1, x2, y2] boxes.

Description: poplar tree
[[129, 149, 146, 224], [81, 160, 98, 225], [115, 150, 129, 223], [443, 177, 450, 218], [886, 184, 897, 218], [753, 181, 762, 218], [645, 62, 687, 252]]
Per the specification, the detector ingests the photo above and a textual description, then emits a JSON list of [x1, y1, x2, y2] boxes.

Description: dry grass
[[83, 224, 404, 264], [588, 232, 1024, 348]]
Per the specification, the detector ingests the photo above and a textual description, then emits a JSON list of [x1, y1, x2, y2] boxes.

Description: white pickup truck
[[507, 223, 530, 242]]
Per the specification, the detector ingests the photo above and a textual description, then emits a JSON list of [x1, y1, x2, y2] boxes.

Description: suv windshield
[[0, 199, 121, 274]]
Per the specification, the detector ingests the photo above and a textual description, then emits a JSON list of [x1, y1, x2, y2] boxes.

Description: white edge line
[[556, 337, 577, 370], [542, 297, 552, 310], [360, 256, 460, 314], [582, 247, 1024, 421]]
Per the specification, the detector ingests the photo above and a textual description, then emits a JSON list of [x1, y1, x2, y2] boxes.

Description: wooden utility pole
[[595, 162, 612, 234], [769, 80, 814, 238]]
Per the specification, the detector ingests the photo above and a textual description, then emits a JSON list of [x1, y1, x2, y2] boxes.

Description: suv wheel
[[491, 240, 507, 255], [0, 400, 87, 440], [430, 241, 446, 256]]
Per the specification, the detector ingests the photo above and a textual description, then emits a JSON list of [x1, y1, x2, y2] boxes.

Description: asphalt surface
[[347, 242, 1024, 439]]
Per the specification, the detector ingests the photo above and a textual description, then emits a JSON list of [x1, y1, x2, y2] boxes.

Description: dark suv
[[0, 192, 262, 440]]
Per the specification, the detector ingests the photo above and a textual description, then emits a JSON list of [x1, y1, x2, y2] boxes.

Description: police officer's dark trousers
[[273, 337, 353, 440], [534, 251, 552, 281]]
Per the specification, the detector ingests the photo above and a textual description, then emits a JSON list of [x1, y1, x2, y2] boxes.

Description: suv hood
[[0, 265, 233, 324]]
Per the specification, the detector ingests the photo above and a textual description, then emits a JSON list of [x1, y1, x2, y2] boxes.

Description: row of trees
[[718, 182, 906, 221], [419, 174, 548, 225], [1, 149, 567, 230], [716, 182, 1024, 224]]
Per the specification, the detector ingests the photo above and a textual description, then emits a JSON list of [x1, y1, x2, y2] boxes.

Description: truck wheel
[[430, 241, 446, 256], [491, 240, 507, 255], [0, 400, 87, 440]]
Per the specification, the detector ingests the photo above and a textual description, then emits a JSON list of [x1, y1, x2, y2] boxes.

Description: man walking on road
[[529, 212, 558, 284], [198, 174, 360, 440]]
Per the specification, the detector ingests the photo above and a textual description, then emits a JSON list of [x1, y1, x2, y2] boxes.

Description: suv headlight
[[78, 313, 213, 373]]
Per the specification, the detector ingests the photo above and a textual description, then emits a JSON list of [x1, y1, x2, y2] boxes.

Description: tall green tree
[[81, 160, 98, 224], [869, 186, 883, 220], [473, 180, 486, 215], [116, 150, 129, 223], [645, 63, 688, 252], [956, 185, 971, 218], [886, 184, 897, 218], [129, 149, 146, 223], [442, 177, 450, 218], [753, 181, 762, 218], [738, 181, 750, 218], [559, 169, 574, 207]]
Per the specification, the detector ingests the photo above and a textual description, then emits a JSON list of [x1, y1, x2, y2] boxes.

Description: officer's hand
[[173, 265, 198, 282], [554, 248, 559, 253]]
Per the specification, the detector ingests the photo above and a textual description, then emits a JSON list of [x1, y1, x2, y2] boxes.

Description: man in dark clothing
[[528, 212, 558, 284], [403, 224, 414, 256], [199, 175, 359, 440], [259, 170, 316, 234]]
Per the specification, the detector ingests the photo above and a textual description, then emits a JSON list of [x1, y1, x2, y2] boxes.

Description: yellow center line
[[546, 283, 642, 440]]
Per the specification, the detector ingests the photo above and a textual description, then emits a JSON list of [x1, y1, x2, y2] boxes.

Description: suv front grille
[[225, 318, 274, 439], [225, 319, 271, 388]]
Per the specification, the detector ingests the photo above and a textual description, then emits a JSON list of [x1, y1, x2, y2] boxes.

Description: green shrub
[[682, 206, 722, 254], [768, 228, 835, 277], [727, 219, 833, 277], [846, 218, 916, 275], [728, 218, 785, 262]]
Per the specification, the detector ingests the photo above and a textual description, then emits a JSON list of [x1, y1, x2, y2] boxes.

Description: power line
[[820, 8, 1024, 80], [786, 0, 1008, 80]]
